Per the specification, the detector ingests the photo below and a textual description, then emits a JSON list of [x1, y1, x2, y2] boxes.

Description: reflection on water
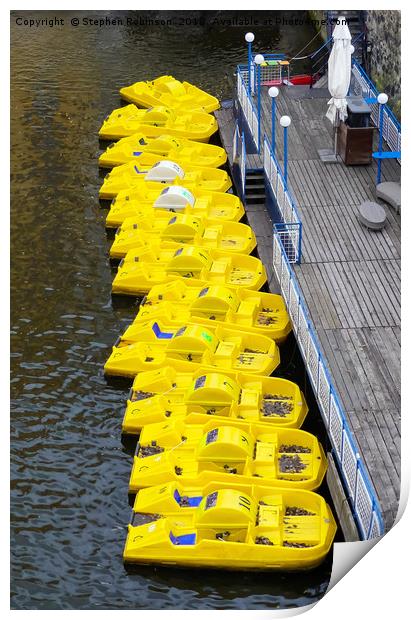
[[11, 10, 331, 609]]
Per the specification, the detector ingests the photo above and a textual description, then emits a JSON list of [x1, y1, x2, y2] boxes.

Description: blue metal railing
[[351, 59, 401, 162], [272, 232, 385, 539], [236, 67, 259, 151], [263, 135, 302, 264]]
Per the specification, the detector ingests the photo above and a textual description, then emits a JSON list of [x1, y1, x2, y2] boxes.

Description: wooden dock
[[216, 85, 401, 531]]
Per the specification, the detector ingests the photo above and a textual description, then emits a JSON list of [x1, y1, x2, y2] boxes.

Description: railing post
[[254, 54, 264, 154], [268, 86, 279, 157], [377, 93, 388, 184], [280, 116, 291, 188], [367, 498, 376, 539], [245, 33, 255, 95], [354, 452, 360, 504], [297, 222, 302, 264]]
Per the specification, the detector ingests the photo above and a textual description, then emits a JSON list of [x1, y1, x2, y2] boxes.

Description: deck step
[[246, 181, 265, 189], [245, 171, 266, 204], [245, 193, 266, 202]]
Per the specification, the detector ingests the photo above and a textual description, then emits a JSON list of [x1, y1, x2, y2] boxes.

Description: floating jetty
[[216, 47, 400, 536]]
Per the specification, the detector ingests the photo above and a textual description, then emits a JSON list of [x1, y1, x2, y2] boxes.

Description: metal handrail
[[263, 135, 302, 264], [309, 36, 333, 59], [236, 67, 259, 151], [352, 59, 401, 131]]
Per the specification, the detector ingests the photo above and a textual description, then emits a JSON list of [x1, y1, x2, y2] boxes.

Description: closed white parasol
[[326, 17, 352, 125]]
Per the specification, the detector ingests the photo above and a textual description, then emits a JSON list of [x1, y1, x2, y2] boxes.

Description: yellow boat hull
[[109, 215, 256, 258], [99, 134, 227, 169], [105, 321, 280, 378], [122, 366, 308, 434], [131, 280, 291, 341], [124, 481, 336, 570], [99, 104, 217, 142], [120, 76, 220, 113], [105, 186, 245, 228], [112, 245, 267, 296], [99, 161, 232, 200], [129, 419, 327, 492]]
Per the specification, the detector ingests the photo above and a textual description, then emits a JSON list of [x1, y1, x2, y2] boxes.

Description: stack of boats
[[99, 75, 336, 571]]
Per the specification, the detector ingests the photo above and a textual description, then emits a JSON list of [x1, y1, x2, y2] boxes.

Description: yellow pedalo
[[130, 280, 291, 341], [123, 481, 336, 570], [99, 160, 232, 200], [122, 366, 308, 434], [99, 104, 218, 143], [119, 75, 220, 113], [105, 186, 244, 228], [99, 134, 227, 169], [129, 419, 327, 492], [104, 321, 280, 378], [112, 245, 267, 296], [109, 214, 256, 258]]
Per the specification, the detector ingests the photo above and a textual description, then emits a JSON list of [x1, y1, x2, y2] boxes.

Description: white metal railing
[[240, 131, 246, 198], [237, 69, 259, 150], [263, 135, 302, 263], [351, 60, 401, 163], [233, 122, 246, 201], [272, 232, 385, 539]]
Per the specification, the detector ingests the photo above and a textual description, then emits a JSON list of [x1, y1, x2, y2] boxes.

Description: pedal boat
[[99, 134, 227, 169], [99, 160, 231, 200], [129, 418, 327, 492], [124, 481, 336, 570], [99, 105, 218, 143], [109, 214, 256, 258], [119, 76, 220, 113], [104, 321, 280, 378], [105, 186, 244, 228], [131, 280, 290, 341], [112, 245, 267, 296], [122, 366, 308, 434]]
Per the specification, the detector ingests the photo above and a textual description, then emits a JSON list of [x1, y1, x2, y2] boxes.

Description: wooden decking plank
[[364, 327, 400, 403], [350, 259, 397, 327], [321, 328, 368, 411], [348, 421, 399, 529], [343, 260, 391, 327], [323, 262, 366, 328], [295, 265, 340, 329], [375, 258, 401, 310], [370, 260, 400, 324], [336, 328, 380, 410], [372, 410, 401, 476], [363, 259, 400, 325], [314, 327, 355, 408], [337, 261, 376, 327], [346, 328, 395, 408]]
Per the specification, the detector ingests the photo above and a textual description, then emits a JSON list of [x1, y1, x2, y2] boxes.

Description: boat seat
[[376, 182, 401, 213], [169, 532, 197, 545]]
